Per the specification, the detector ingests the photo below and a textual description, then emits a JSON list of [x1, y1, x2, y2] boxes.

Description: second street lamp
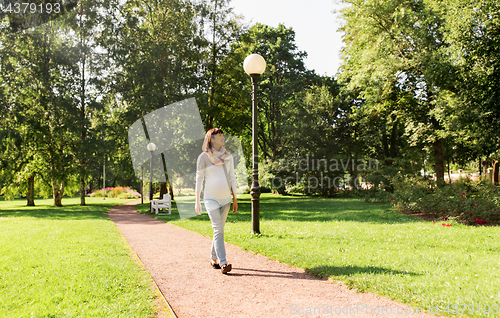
[[147, 142, 157, 212], [243, 53, 266, 235]]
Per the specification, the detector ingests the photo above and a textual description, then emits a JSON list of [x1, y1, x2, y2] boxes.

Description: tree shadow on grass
[[219, 196, 421, 225], [306, 264, 421, 279], [137, 195, 423, 225], [0, 202, 128, 220], [228, 266, 418, 279]]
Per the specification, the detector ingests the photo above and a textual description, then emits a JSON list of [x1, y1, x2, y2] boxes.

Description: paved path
[[108, 200, 442, 318]]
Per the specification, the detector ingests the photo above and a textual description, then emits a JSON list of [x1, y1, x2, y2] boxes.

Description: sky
[[229, 0, 346, 78]]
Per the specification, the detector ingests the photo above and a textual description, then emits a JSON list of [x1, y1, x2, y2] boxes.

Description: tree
[[229, 23, 317, 159], [93, 0, 207, 195], [441, 0, 500, 174], [60, 0, 111, 205], [196, 0, 245, 130], [1, 20, 82, 206], [283, 83, 353, 196], [338, 0, 459, 184]]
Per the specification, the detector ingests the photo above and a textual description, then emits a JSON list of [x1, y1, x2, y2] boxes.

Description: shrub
[[286, 181, 305, 195], [238, 185, 250, 194], [356, 188, 392, 203], [90, 187, 141, 199], [90, 190, 104, 197], [391, 174, 500, 225], [260, 186, 272, 193], [118, 192, 141, 199]]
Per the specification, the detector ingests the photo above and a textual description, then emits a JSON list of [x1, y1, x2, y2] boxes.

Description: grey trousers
[[204, 197, 232, 265]]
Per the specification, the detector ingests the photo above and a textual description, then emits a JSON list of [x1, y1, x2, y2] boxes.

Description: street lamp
[[147, 142, 157, 212], [243, 53, 266, 235]]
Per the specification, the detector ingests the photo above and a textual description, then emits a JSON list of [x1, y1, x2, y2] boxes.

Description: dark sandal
[[211, 260, 221, 269], [221, 263, 232, 274]]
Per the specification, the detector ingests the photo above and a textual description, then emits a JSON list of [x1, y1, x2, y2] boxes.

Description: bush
[[391, 174, 500, 225], [90, 187, 141, 199], [238, 185, 250, 194], [286, 181, 305, 195], [260, 186, 272, 193], [355, 188, 392, 203], [118, 192, 141, 199], [90, 191, 103, 197]]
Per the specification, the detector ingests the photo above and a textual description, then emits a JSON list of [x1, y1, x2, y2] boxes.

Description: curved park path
[[108, 200, 442, 318]]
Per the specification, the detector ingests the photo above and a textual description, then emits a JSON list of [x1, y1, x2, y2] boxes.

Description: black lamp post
[[243, 53, 266, 235], [147, 142, 156, 212]]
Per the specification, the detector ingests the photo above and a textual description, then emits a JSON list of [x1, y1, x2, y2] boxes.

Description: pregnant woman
[[195, 128, 238, 274]]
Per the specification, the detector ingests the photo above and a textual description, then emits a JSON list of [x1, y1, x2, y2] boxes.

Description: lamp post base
[[250, 185, 260, 234]]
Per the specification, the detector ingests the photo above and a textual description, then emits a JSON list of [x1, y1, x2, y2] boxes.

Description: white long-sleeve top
[[195, 151, 237, 200]]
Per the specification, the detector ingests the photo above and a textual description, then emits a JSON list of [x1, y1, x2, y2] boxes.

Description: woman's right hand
[[195, 201, 202, 215]]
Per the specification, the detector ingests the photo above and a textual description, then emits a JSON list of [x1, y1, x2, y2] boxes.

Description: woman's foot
[[211, 259, 221, 269], [221, 263, 232, 274]]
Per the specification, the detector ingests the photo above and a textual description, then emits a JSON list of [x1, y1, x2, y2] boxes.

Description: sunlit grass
[[138, 193, 500, 317], [0, 197, 159, 317]]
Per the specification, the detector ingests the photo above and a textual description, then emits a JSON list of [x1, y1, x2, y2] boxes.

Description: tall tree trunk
[[160, 182, 167, 198], [27, 175, 35, 206], [447, 157, 451, 183], [167, 178, 174, 201], [350, 156, 358, 190], [79, 158, 86, 205], [79, 4, 87, 206], [433, 139, 445, 183], [422, 152, 426, 177], [494, 161, 499, 185], [381, 118, 391, 166], [426, 87, 445, 184], [52, 178, 64, 207], [389, 115, 399, 159]]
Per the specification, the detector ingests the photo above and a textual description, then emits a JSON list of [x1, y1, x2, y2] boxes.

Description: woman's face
[[212, 133, 225, 148]]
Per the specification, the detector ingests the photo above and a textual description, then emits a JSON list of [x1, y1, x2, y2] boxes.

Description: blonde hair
[[202, 128, 223, 152]]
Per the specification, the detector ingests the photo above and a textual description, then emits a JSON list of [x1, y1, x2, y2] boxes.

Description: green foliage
[[441, 0, 500, 156], [337, 0, 471, 184], [259, 158, 284, 195], [0, 173, 80, 200], [391, 174, 500, 225], [117, 191, 140, 199], [355, 188, 393, 203], [0, 185, 22, 201], [233, 23, 320, 159], [195, 0, 246, 132], [90, 190, 104, 197]]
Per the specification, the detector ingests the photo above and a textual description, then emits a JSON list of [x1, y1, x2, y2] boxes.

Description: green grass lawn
[[138, 193, 500, 318], [0, 197, 160, 318]]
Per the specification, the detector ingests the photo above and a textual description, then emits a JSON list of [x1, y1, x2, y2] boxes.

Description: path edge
[[128, 239, 178, 318], [108, 201, 178, 318]]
